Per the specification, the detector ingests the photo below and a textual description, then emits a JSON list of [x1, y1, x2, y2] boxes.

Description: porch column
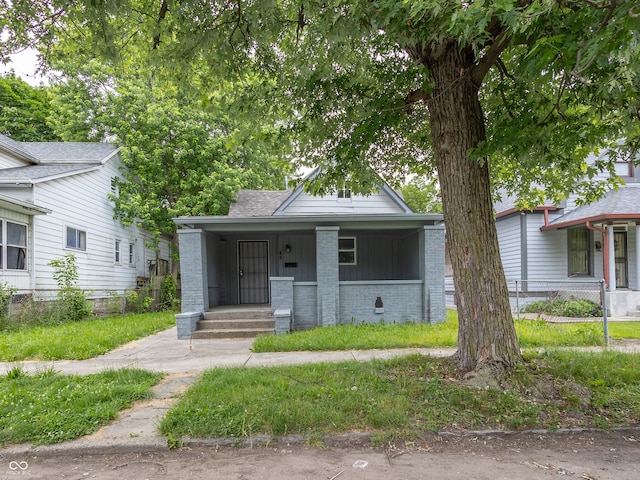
[[608, 224, 616, 291], [636, 224, 640, 290], [177, 228, 209, 312], [420, 225, 446, 323], [316, 226, 339, 326]]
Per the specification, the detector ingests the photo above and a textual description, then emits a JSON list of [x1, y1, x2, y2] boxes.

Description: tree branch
[[152, 0, 169, 50], [403, 88, 429, 113], [470, 27, 511, 86]]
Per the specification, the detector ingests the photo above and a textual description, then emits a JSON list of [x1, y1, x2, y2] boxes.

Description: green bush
[[126, 289, 153, 313], [522, 298, 601, 317], [48, 254, 92, 322], [160, 275, 180, 310]]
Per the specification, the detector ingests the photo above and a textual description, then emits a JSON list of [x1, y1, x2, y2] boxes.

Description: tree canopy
[[2, 0, 639, 375], [0, 72, 61, 141]]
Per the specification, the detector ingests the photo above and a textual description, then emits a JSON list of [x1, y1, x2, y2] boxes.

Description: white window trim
[[65, 226, 87, 251], [338, 236, 357, 265], [128, 242, 135, 266], [115, 239, 121, 264], [0, 219, 29, 271]]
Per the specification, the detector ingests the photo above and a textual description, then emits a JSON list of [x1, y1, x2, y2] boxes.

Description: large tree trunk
[[422, 42, 521, 373]]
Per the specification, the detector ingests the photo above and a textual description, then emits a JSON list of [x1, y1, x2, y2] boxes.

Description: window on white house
[[115, 239, 121, 263], [568, 228, 591, 276], [337, 188, 352, 199], [128, 243, 134, 265], [0, 221, 27, 270], [338, 237, 356, 265], [66, 227, 86, 250]]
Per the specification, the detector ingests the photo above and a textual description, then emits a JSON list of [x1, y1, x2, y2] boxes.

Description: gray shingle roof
[[0, 133, 118, 164], [549, 184, 640, 227], [228, 190, 293, 217], [21, 141, 118, 164], [0, 164, 98, 182], [0, 134, 39, 162]]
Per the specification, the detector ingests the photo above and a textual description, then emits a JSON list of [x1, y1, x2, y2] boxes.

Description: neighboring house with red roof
[[0, 133, 171, 300], [495, 150, 640, 317], [173, 170, 446, 338]]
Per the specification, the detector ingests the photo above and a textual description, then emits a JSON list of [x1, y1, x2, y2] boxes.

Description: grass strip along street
[[160, 350, 640, 445], [0, 368, 162, 446]]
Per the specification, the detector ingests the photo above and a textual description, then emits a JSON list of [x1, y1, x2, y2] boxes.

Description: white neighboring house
[[0, 133, 171, 299], [494, 150, 640, 317]]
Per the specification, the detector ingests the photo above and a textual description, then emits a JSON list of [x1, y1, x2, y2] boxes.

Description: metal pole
[[601, 279, 609, 345], [516, 280, 520, 320]]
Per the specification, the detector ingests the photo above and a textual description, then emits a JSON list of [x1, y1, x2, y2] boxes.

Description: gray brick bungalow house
[[173, 172, 445, 338]]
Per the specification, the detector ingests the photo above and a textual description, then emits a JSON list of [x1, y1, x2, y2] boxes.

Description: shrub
[[0, 282, 16, 330], [160, 275, 180, 310], [126, 289, 153, 313], [522, 298, 601, 317], [48, 254, 92, 322]]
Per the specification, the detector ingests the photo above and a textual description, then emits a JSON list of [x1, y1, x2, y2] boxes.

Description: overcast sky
[[1, 48, 49, 86]]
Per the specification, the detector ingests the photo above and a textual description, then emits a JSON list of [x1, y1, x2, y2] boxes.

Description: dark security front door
[[614, 231, 628, 288], [238, 241, 269, 304]]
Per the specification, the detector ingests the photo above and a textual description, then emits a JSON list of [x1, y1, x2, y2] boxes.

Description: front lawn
[[252, 310, 627, 352], [0, 367, 162, 446], [0, 312, 175, 361]]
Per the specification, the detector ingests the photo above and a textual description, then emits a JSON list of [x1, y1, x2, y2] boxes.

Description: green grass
[[252, 310, 613, 353], [0, 312, 175, 361], [160, 351, 640, 444], [0, 367, 162, 446], [608, 321, 640, 340]]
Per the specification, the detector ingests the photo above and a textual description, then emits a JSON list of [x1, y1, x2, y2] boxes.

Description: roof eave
[[542, 213, 640, 231]]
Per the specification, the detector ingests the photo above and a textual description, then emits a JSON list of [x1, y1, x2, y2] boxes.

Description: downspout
[[586, 221, 609, 290]]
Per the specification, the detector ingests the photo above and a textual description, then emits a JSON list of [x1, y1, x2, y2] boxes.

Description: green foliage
[[400, 176, 442, 213], [0, 72, 61, 141], [0, 312, 176, 361], [48, 253, 92, 321], [0, 368, 162, 446], [125, 289, 154, 314], [160, 275, 180, 311], [0, 281, 17, 330], [522, 299, 602, 318]]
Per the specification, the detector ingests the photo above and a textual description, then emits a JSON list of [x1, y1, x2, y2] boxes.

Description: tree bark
[[420, 42, 521, 372]]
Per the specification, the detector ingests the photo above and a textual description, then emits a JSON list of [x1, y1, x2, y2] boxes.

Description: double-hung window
[[66, 227, 86, 250], [0, 220, 28, 270], [128, 243, 134, 265], [115, 239, 121, 263], [338, 237, 357, 265]]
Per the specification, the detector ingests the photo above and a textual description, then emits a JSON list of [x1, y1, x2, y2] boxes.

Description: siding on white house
[[28, 156, 168, 295], [0, 152, 30, 169], [496, 214, 522, 281], [280, 190, 405, 215]]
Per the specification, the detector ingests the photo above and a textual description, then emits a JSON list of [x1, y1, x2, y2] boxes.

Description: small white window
[[338, 237, 356, 265], [337, 188, 352, 199], [128, 243, 134, 265], [66, 227, 86, 250], [115, 239, 121, 263]]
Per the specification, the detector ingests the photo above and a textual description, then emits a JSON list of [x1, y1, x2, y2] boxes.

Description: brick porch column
[[177, 228, 209, 313], [421, 225, 446, 323], [316, 226, 339, 326]]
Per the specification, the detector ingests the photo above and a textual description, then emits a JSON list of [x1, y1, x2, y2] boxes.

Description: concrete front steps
[[191, 306, 275, 339]]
